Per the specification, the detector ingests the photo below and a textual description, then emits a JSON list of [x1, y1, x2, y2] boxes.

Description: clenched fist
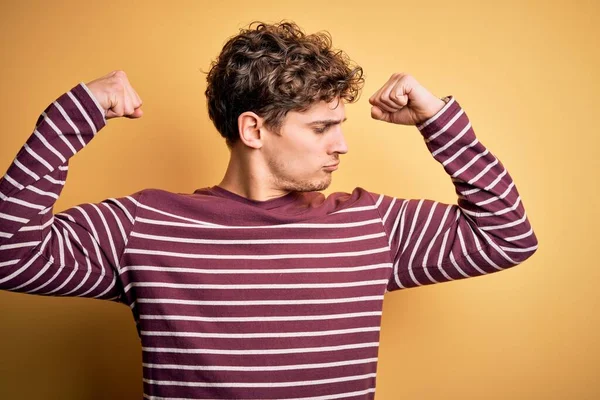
[[85, 70, 143, 119], [369, 73, 446, 126]]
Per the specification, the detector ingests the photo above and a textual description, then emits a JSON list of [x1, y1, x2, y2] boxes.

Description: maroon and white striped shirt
[[0, 83, 537, 399]]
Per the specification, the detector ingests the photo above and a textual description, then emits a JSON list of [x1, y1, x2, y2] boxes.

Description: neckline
[[206, 185, 299, 210]]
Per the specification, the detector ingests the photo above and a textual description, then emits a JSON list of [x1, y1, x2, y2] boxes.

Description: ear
[[237, 112, 264, 149]]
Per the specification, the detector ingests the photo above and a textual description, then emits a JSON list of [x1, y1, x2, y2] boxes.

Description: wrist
[[418, 97, 447, 124]]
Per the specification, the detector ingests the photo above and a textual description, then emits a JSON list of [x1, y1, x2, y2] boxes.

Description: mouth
[[323, 162, 340, 171]]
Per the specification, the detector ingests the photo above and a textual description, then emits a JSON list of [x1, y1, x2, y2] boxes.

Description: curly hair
[[205, 21, 364, 147]]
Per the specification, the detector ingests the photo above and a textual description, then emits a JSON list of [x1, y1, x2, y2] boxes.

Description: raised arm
[[0, 71, 144, 301], [368, 73, 538, 291]]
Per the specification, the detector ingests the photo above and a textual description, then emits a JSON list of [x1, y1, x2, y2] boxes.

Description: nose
[[329, 128, 349, 155]]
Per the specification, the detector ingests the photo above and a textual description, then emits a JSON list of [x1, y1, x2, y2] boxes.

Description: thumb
[[371, 106, 388, 122], [126, 107, 144, 119]]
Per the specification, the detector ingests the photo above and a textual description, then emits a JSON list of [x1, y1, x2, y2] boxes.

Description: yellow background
[[0, 0, 598, 399]]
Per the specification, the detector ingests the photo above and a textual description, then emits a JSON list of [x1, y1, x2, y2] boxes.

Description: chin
[[283, 175, 332, 193]]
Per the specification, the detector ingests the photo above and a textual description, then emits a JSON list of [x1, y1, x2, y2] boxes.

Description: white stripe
[[19, 217, 53, 232], [374, 193, 384, 208], [0, 241, 40, 251], [0, 259, 19, 267], [72, 206, 101, 242], [400, 199, 424, 257], [449, 251, 470, 278], [468, 159, 499, 185], [141, 326, 380, 339], [468, 230, 501, 271], [124, 246, 390, 260], [26, 185, 59, 199], [122, 262, 390, 275], [80, 82, 107, 121], [143, 357, 378, 372], [38, 207, 52, 215], [101, 202, 128, 243], [473, 227, 518, 265], [480, 213, 528, 231], [459, 168, 506, 196], [67, 91, 98, 134], [424, 108, 464, 142], [422, 204, 452, 268], [27, 228, 67, 294], [40, 224, 84, 296], [451, 149, 489, 178], [14, 159, 40, 181], [136, 294, 384, 306], [143, 372, 377, 388], [456, 228, 487, 275], [127, 196, 220, 226], [408, 201, 439, 285], [437, 210, 459, 268], [33, 129, 66, 163], [136, 215, 382, 230], [130, 231, 385, 245], [139, 311, 382, 322], [91, 203, 120, 270], [109, 197, 135, 224], [432, 122, 472, 157], [0, 235, 51, 285], [505, 227, 534, 242], [42, 112, 77, 155], [462, 196, 522, 218], [388, 199, 408, 248], [3, 196, 46, 210], [10, 256, 54, 291], [142, 342, 379, 356], [382, 197, 396, 225], [418, 97, 456, 130], [500, 245, 538, 253], [142, 388, 376, 400], [442, 137, 478, 166], [43, 175, 65, 185], [0, 212, 29, 223], [332, 204, 378, 214], [125, 279, 388, 292], [0, 232, 13, 239], [473, 182, 515, 206], [53, 100, 87, 148], [3, 173, 24, 190], [23, 143, 53, 171]]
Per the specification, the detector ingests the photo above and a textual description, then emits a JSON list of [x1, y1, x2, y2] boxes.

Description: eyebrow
[[307, 117, 347, 126]]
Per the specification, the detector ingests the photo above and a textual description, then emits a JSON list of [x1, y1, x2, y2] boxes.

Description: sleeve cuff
[[75, 82, 107, 129], [417, 96, 453, 131]]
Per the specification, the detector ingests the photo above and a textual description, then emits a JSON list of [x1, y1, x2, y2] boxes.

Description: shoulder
[[319, 187, 380, 212]]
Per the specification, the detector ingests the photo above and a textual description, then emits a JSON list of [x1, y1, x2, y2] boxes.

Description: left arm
[[368, 74, 538, 290]]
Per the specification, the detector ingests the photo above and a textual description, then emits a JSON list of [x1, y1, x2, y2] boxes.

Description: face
[[262, 98, 348, 192]]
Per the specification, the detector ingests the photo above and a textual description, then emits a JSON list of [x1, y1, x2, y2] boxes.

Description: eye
[[313, 126, 329, 134]]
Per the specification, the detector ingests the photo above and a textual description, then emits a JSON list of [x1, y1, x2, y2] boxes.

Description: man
[[0, 21, 537, 400]]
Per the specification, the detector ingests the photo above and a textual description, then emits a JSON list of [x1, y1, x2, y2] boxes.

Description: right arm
[[0, 72, 143, 302]]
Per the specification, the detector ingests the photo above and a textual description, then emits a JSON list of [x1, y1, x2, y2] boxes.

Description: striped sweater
[[0, 83, 538, 399]]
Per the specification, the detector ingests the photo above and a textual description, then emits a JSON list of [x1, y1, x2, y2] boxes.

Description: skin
[[86, 71, 445, 202]]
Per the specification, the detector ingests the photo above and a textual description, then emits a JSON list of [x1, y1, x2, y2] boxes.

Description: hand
[[369, 73, 445, 126], [85, 70, 143, 119]]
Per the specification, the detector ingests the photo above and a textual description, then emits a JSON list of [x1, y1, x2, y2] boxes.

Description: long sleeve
[[372, 97, 538, 291], [0, 83, 142, 302]]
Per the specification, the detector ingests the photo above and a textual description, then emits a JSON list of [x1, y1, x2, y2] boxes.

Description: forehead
[[285, 98, 346, 123]]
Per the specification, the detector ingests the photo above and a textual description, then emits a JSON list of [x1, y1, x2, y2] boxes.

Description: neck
[[218, 148, 291, 202]]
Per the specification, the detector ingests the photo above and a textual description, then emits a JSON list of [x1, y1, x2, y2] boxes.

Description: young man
[[0, 22, 537, 400]]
